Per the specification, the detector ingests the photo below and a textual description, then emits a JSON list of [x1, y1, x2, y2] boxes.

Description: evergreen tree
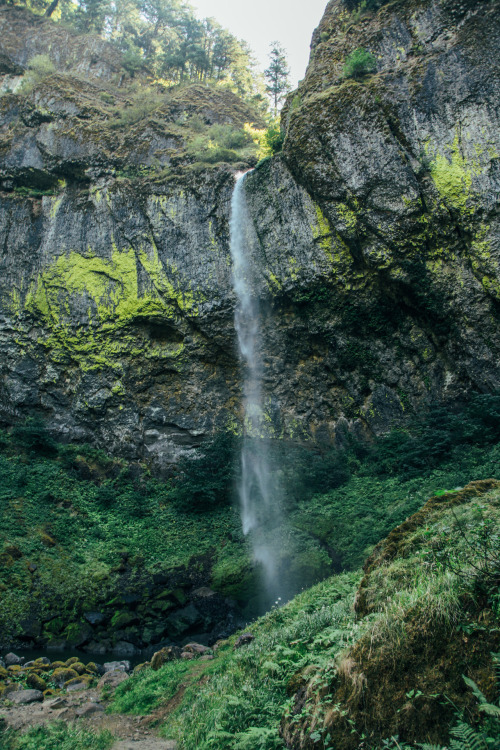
[[264, 41, 290, 115]]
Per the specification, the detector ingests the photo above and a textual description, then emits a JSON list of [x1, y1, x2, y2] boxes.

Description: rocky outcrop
[[0, 0, 499, 467]]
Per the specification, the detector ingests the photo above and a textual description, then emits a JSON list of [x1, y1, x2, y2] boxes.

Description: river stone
[[111, 641, 137, 656], [97, 671, 129, 690], [150, 646, 181, 670], [84, 612, 106, 625], [183, 642, 211, 655], [103, 660, 130, 673], [75, 702, 104, 717], [4, 652, 24, 666], [9, 689, 43, 704]]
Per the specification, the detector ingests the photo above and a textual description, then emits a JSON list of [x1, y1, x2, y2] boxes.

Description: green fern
[[463, 676, 488, 705], [449, 722, 488, 750]]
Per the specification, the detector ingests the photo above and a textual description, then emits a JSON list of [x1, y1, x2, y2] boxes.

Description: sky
[[190, 0, 329, 89]]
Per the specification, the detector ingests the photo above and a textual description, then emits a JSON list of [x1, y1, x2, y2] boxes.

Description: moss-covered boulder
[[26, 672, 47, 691], [52, 667, 79, 687]]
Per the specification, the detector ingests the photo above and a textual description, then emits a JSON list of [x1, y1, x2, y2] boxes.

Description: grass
[[0, 721, 113, 750], [110, 571, 363, 749], [109, 483, 500, 749]]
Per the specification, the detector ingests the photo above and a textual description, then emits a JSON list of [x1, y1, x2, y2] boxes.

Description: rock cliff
[[0, 0, 499, 468]]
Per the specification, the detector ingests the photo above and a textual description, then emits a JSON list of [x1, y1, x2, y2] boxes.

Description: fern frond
[[478, 702, 500, 717], [418, 743, 445, 750], [450, 722, 488, 750], [462, 675, 487, 704]]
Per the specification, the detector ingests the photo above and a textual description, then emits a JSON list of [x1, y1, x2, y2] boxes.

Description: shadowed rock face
[[0, 0, 499, 468]]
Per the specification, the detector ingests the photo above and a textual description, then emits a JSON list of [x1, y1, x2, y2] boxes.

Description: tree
[[264, 41, 290, 115]]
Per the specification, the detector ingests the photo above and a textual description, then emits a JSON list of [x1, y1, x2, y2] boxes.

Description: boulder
[[103, 660, 130, 673], [234, 633, 255, 649], [97, 671, 129, 690], [9, 689, 43, 704], [26, 673, 47, 691], [65, 676, 93, 691], [165, 604, 202, 637], [112, 641, 137, 656], [151, 646, 181, 670], [4, 652, 24, 666], [76, 702, 105, 717], [52, 667, 79, 687], [183, 642, 211, 655], [84, 612, 106, 625]]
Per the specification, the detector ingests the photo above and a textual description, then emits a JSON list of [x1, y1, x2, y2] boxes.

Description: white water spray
[[230, 172, 282, 600]]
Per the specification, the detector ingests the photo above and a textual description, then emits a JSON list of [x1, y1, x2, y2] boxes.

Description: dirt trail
[[0, 687, 177, 749]]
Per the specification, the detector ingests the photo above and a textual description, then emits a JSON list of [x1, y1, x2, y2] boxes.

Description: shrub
[[343, 48, 377, 78], [172, 432, 239, 513], [263, 123, 284, 155], [208, 124, 249, 149], [19, 54, 56, 93], [10, 417, 57, 456], [109, 87, 164, 128]]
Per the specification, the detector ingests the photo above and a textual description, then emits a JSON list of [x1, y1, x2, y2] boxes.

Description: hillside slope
[[101, 479, 500, 749]]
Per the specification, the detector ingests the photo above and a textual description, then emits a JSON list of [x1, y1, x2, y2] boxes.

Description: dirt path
[[0, 688, 177, 749]]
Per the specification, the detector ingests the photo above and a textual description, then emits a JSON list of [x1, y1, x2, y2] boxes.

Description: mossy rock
[[43, 689, 57, 698], [7, 665, 22, 673], [26, 673, 47, 691], [0, 682, 6, 697], [50, 661, 66, 669], [33, 659, 51, 670], [85, 662, 98, 673], [132, 662, 149, 674], [44, 618, 65, 636], [64, 674, 93, 689], [72, 662, 87, 675], [110, 611, 138, 629], [64, 657, 79, 667], [0, 667, 7, 680], [52, 667, 79, 687]]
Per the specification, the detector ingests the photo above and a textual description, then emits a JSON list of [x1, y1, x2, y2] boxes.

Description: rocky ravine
[[0, 0, 500, 469]]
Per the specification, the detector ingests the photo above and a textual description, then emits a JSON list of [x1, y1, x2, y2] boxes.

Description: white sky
[[191, 0, 328, 89]]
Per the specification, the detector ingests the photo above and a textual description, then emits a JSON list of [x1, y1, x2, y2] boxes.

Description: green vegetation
[[109, 481, 500, 749], [9, 0, 267, 111], [264, 42, 290, 115], [18, 54, 55, 93], [1, 393, 500, 646], [0, 721, 113, 750], [343, 48, 377, 79], [111, 571, 362, 748]]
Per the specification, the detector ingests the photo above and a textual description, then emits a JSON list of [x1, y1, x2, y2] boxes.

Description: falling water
[[230, 172, 282, 604]]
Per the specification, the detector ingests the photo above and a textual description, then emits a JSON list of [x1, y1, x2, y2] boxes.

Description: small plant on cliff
[[343, 48, 377, 79], [19, 54, 56, 93]]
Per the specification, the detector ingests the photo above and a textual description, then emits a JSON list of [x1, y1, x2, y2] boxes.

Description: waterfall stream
[[230, 172, 283, 604]]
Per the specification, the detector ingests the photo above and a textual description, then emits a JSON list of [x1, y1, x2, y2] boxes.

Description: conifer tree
[[264, 41, 290, 115]]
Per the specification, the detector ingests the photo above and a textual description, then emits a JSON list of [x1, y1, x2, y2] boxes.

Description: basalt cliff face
[[0, 0, 499, 468]]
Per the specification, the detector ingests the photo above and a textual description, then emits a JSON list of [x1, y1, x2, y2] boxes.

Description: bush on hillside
[[343, 48, 377, 78], [19, 54, 56, 93], [172, 432, 239, 513], [10, 417, 57, 456]]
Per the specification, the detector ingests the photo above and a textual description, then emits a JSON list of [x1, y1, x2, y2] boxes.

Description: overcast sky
[[191, 0, 328, 89]]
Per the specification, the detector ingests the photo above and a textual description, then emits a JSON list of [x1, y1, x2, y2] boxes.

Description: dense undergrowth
[[1, 393, 500, 644], [108, 482, 499, 749]]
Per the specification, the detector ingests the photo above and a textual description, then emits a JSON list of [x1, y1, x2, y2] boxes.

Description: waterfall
[[230, 172, 282, 604]]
